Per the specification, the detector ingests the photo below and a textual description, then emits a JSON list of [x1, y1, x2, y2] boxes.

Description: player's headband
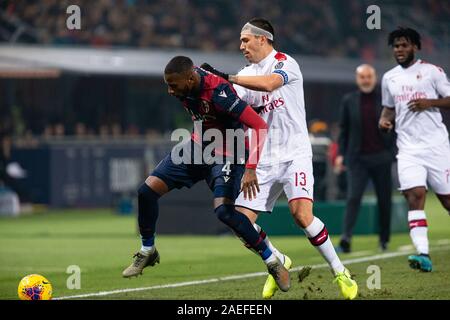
[[240, 22, 274, 41]]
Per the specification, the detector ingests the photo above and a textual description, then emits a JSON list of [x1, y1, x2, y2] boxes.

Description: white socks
[[254, 224, 285, 264], [263, 253, 278, 264], [140, 245, 153, 254], [251, 218, 346, 275], [408, 210, 429, 255], [303, 217, 345, 275]]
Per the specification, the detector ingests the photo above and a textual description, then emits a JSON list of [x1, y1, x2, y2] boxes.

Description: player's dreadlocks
[[248, 17, 275, 45], [388, 27, 421, 49], [165, 56, 193, 74]]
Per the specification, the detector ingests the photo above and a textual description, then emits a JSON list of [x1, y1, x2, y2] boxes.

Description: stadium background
[[0, 0, 449, 300]]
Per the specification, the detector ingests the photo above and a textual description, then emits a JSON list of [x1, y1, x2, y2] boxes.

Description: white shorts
[[397, 142, 450, 195], [235, 156, 314, 212]]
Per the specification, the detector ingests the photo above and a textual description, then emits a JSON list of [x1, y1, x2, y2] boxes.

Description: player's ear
[[260, 35, 267, 46], [187, 70, 195, 83]]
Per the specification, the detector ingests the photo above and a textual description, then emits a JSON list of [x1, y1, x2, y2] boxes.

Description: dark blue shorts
[[151, 147, 245, 200]]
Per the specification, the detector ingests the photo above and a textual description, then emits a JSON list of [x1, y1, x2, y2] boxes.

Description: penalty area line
[[55, 243, 450, 300]]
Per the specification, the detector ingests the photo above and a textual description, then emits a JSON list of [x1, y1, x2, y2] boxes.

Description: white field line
[[55, 243, 450, 300]]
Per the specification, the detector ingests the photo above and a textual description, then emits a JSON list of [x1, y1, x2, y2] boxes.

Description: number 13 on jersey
[[295, 172, 307, 187]]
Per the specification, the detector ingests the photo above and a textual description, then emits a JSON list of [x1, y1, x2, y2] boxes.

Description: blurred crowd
[[1, 0, 448, 59]]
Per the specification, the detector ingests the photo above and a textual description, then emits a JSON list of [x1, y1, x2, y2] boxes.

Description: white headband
[[240, 22, 274, 41]]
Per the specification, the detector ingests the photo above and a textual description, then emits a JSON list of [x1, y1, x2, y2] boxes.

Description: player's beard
[[175, 84, 192, 100], [397, 52, 415, 68]]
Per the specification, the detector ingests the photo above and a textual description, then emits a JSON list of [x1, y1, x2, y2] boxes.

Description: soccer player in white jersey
[[202, 18, 357, 300], [379, 27, 450, 272]]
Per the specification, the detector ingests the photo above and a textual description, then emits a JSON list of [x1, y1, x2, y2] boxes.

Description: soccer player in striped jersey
[[122, 56, 291, 293]]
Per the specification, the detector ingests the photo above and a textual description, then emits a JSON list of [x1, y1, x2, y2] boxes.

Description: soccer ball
[[18, 274, 52, 300]]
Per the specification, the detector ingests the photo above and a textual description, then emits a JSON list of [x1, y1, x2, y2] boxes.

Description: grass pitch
[[0, 194, 449, 300]]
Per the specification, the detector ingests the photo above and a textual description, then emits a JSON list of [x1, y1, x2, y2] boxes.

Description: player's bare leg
[[122, 176, 168, 278], [435, 193, 450, 215], [236, 206, 292, 299], [290, 199, 358, 299], [403, 187, 432, 272]]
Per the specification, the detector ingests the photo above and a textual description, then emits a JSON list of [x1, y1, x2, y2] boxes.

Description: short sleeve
[[271, 58, 300, 86], [382, 74, 395, 108], [212, 83, 248, 117], [431, 66, 450, 98], [233, 83, 249, 103]]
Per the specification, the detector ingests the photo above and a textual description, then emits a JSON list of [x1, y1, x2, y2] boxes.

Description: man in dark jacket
[[336, 64, 396, 252]]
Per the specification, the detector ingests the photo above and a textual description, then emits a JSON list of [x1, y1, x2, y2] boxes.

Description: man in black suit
[[335, 64, 395, 253]]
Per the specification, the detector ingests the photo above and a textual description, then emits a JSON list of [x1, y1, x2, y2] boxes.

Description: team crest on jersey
[[275, 62, 284, 69]]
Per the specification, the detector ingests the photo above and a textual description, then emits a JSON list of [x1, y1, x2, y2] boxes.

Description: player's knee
[[292, 210, 313, 229], [215, 204, 234, 225], [137, 183, 160, 203], [404, 188, 426, 207]]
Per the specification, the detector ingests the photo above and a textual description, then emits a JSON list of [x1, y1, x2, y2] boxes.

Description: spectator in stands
[[309, 120, 332, 201], [1, 0, 447, 59], [74, 122, 87, 138]]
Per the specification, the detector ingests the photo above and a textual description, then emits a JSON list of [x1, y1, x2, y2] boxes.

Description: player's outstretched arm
[[238, 106, 268, 168], [238, 106, 268, 200], [228, 74, 283, 92], [210, 82, 268, 199], [200, 63, 230, 81], [379, 107, 395, 132], [201, 62, 283, 92]]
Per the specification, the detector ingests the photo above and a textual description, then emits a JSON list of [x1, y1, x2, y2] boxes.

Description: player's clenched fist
[[378, 118, 393, 132]]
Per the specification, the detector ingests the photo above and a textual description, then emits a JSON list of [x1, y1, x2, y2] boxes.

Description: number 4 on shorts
[[222, 161, 231, 182]]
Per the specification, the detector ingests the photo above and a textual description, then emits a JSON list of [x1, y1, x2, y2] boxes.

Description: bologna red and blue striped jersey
[[182, 67, 247, 132], [180, 67, 268, 168], [182, 67, 248, 157]]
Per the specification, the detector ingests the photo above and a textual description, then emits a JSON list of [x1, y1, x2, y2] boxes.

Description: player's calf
[[214, 204, 271, 257], [137, 183, 161, 245], [215, 204, 290, 290], [403, 187, 426, 211]]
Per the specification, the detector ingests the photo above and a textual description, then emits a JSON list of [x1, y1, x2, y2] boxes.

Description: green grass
[[0, 194, 449, 300]]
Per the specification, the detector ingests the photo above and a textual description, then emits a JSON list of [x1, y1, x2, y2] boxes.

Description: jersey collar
[[401, 59, 421, 71], [256, 49, 277, 68], [186, 67, 205, 99]]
